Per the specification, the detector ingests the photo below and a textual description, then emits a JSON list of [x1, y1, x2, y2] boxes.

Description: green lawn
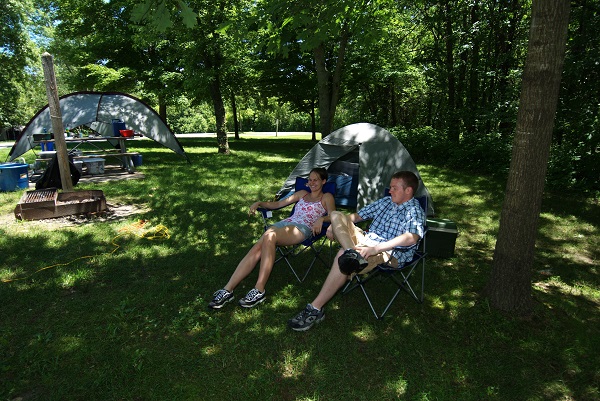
[[1, 136, 598, 401]]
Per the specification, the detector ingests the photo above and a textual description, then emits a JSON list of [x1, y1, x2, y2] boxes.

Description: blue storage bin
[[0, 163, 29, 192]]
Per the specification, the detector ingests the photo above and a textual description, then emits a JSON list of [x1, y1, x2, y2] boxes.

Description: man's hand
[[326, 224, 335, 240], [354, 245, 379, 260]]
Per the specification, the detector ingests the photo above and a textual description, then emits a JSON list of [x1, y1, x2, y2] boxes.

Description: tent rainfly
[[8, 91, 188, 161], [277, 122, 434, 215]]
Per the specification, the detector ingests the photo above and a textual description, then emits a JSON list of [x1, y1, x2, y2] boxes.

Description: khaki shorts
[[350, 226, 398, 275]]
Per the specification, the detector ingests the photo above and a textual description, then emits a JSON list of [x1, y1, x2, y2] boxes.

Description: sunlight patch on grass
[[270, 284, 302, 309], [279, 349, 311, 379], [57, 335, 83, 353], [256, 154, 299, 163], [202, 344, 221, 356], [542, 380, 575, 401], [296, 396, 321, 401], [384, 376, 409, 398], [534, 276, 600, 303], [429, 295, 445, 310], [0, 267, 25, 283], [262, 324, 285, 336], [232, 309, 266, 326], [352, 324, 378, 342], [59, 268, 96, 288]]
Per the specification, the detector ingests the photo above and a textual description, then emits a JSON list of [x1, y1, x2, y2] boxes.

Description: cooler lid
[[426, 218, 458, 232]]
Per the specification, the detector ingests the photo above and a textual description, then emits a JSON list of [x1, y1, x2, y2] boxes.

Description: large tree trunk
[[313, 30, 348, 137], [486, 0, 570, 316]]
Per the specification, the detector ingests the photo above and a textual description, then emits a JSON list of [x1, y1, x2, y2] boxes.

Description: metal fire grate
[[19, 188, 58, 204], [14, 189, 107, 220]]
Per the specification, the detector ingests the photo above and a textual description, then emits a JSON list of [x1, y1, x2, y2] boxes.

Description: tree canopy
[[1, 0, 598, 193]]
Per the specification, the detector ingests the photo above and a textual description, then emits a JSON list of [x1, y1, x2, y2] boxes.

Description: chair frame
[[342, 195, 428, 319], [257, 177, 336, 282]]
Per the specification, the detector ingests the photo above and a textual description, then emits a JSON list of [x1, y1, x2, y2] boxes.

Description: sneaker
[[238, 288, 266, 308], [208, 289, 234, 309], [338, 249, 368, 275], [288, 304, 325, 331]]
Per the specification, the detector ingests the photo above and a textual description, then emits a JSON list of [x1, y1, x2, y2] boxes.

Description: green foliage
[[167, 98, 216, 133], [131, 0, 198, 31], [6, 0, 598, 192], [546, 141, 600, 194], [392, 126, 510, 181], [0, 0, 36, 126]]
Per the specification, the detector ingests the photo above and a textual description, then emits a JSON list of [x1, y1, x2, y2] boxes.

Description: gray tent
[[8, 91, 187, 161], [277, 122, 434, 215]]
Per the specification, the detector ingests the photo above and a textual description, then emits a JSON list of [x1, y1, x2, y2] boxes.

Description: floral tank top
[[283, 194, 327, 228]]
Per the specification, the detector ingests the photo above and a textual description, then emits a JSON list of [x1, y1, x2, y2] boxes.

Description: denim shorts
[[271, 221, 312, 240]]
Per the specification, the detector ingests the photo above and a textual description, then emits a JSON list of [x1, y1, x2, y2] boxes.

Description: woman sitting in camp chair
[[208, 167, 336, 309]]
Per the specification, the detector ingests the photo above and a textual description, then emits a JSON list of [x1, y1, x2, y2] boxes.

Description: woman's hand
[[248, 201, 261, 216], [311, 217, 324, 235]]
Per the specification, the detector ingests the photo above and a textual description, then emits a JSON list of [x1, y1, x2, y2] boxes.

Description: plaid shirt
[[358, 196, 425, 264]]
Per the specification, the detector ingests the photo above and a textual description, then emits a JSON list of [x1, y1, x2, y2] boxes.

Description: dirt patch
[[1, 202, 151, 229]]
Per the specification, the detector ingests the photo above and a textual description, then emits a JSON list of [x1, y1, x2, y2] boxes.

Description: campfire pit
[[14, 189, 107, 220]]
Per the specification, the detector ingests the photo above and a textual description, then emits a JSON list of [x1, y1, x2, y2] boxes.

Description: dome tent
[[8, 91, 188, 162], [276, 122, 434, 215]]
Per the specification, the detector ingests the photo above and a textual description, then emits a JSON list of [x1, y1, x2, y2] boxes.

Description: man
[[288, 171, 426, 331]]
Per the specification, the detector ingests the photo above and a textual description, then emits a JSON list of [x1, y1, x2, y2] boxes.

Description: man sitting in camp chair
[[288, 170, 425, 331]]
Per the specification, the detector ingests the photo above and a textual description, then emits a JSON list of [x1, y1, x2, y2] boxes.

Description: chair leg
[[276, 245, 303, 282], [342, 271, 385, 319], [276, 237, 333, 283], [343, 255, 426, 319]]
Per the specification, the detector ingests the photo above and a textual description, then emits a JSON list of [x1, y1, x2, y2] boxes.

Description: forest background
[[0, 0, 598, 192]]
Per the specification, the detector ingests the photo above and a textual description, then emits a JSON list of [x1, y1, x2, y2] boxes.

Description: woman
[[209, 167, 335, 309]]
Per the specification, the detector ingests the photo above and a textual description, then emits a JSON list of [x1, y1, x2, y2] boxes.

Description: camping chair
[[257, 177, 336, 282], [342, 195, 428, 319]]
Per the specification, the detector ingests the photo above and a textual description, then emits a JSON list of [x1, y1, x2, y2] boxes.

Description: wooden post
[[41, 52, 73, 192]]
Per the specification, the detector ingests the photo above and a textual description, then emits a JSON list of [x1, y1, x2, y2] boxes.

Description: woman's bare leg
[[223, 239, 264, 292], [254, 226, 306, 292], [223, 226, 305, 293]]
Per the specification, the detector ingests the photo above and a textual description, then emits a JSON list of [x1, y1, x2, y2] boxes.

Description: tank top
[[283, 194, 327, 228]]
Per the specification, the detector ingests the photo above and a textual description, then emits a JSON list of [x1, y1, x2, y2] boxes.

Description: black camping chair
[[342, 194, 428, 319], [258, 177, 336, 282]]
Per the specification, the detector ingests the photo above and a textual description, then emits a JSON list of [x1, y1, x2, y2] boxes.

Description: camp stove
[[14, 188, 107, 220]]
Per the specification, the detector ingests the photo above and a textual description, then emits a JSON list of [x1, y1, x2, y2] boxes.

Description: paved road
[[0, 132, 320, 151]]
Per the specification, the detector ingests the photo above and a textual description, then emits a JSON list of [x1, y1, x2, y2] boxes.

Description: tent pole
[[41, 52, 73, 192]]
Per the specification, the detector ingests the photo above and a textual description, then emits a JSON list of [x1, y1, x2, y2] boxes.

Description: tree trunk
[[486, 0, 570, 316], [313, 30, 348, 137], [231, 92, 239, 140], [158, 94, 167, 121], [310, 100, 317, 141], [209, 73, 229, 154]]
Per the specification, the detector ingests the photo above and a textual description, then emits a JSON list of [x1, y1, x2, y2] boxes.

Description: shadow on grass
[[0, 138, 598, 400]]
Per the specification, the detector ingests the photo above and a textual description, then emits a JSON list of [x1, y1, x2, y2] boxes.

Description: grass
[[1, 135, 599, 401]]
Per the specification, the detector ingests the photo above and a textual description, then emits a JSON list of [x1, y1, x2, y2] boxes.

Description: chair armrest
[[257, 206, 288, 219]]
